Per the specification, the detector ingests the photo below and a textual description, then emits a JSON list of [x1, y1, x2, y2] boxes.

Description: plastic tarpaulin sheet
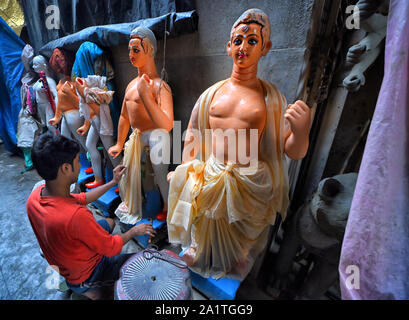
[[339, 0, 409, 299], [38, 10, 198, 58], [0, 16, 25, 153], [19, 0, 196, 53]]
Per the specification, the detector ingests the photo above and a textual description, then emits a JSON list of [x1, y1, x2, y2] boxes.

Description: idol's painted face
[[228, 23, 265, 68], [128, 37, 150, 68]]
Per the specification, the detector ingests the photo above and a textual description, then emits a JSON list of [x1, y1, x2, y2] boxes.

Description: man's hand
[[120, 222, 157, 245], [85, 164, 124, 204], [130, 223, 157, 237], [108, 144, 123, 159], [112, 165, 126, 184], [284, 100, 311, 138]]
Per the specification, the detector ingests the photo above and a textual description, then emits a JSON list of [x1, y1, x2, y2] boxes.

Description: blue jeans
[[66, 219, 133, 294]]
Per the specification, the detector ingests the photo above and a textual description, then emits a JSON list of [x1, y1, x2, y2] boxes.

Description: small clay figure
[[270, 173, 358, 299], [48, 48, 89, 151], [75, 76, 121, 188], [17, 44, 41, 173], [32, 55, 58, 135]]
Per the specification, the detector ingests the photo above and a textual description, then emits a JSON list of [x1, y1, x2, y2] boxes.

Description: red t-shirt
[[26, 185, 123, 284]]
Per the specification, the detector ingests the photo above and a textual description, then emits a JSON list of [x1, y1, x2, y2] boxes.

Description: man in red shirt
[[27, 132, 156, 299]]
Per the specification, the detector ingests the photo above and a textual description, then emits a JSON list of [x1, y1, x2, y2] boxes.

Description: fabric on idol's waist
[[167, 78, 291, 279], [116, 127, 143, 225]]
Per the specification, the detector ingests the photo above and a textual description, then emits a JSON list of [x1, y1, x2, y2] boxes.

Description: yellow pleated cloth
[[167, 79, 290, 280], [115, 129, 143, 225]]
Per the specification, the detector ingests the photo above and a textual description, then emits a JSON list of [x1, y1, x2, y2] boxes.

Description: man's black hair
[[31, 133, 80, 181]]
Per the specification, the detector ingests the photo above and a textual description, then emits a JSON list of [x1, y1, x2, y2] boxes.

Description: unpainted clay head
[[297, 173, 358, 251], [311, 173, 358, 241], [32, 55, 49, 74]]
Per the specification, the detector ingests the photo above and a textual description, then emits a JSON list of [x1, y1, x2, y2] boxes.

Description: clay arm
[[49, 81, 66, 126], [77, 120, 91, 136], [343, 14, 387, 92], [284, 100, 311, 160], [182, 100, 200, 164], [49, 102, 63, 127], [72, 78, 92, 135], [108, 96, 130, 158], [88, 103, 99, 117], [137, 74, 174, 132], [48, 77, 58, 111]]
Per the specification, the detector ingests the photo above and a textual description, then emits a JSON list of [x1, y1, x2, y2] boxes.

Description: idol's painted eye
[[248, 38, 258, 45], [129, 47, 139, 53], [233, 38, 242, 46]]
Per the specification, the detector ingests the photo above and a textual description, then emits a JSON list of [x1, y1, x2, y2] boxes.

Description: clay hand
[[284, 100, 311, 138], [76, 126, 87, 135], [343, 72, 365, 92], [108, 144, 123, 159], [48, 117, 60, 127], [137, 74, 155, 99], [346, 43, 367, 65], [167, 171, 175, 183], [76, 120, 90, 136], [131, 223, 157, 237], [112, 165, 126, 184]]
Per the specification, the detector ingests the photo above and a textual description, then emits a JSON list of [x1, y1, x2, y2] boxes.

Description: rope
[[158, 15, 171, 109]]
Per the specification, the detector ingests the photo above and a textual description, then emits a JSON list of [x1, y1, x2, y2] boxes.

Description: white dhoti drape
[[115, 129, 143, 225]]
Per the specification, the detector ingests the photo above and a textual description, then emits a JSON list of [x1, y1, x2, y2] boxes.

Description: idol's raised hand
[[284, 100, 311, 160], [284, 100, 311, 138]]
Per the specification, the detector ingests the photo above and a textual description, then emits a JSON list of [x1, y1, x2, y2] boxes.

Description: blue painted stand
[[90, 185, 120, 217], [83, 162, 120, 218], [119, 218, 166, 248], [179, 251, 241, 300], [78, 152, 93, 185], [134, 218, 166, 248], [117, 189, 164, 247]]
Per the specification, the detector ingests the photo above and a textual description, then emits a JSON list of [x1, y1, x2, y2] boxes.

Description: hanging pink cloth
[[339, 0, 409, 299]]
